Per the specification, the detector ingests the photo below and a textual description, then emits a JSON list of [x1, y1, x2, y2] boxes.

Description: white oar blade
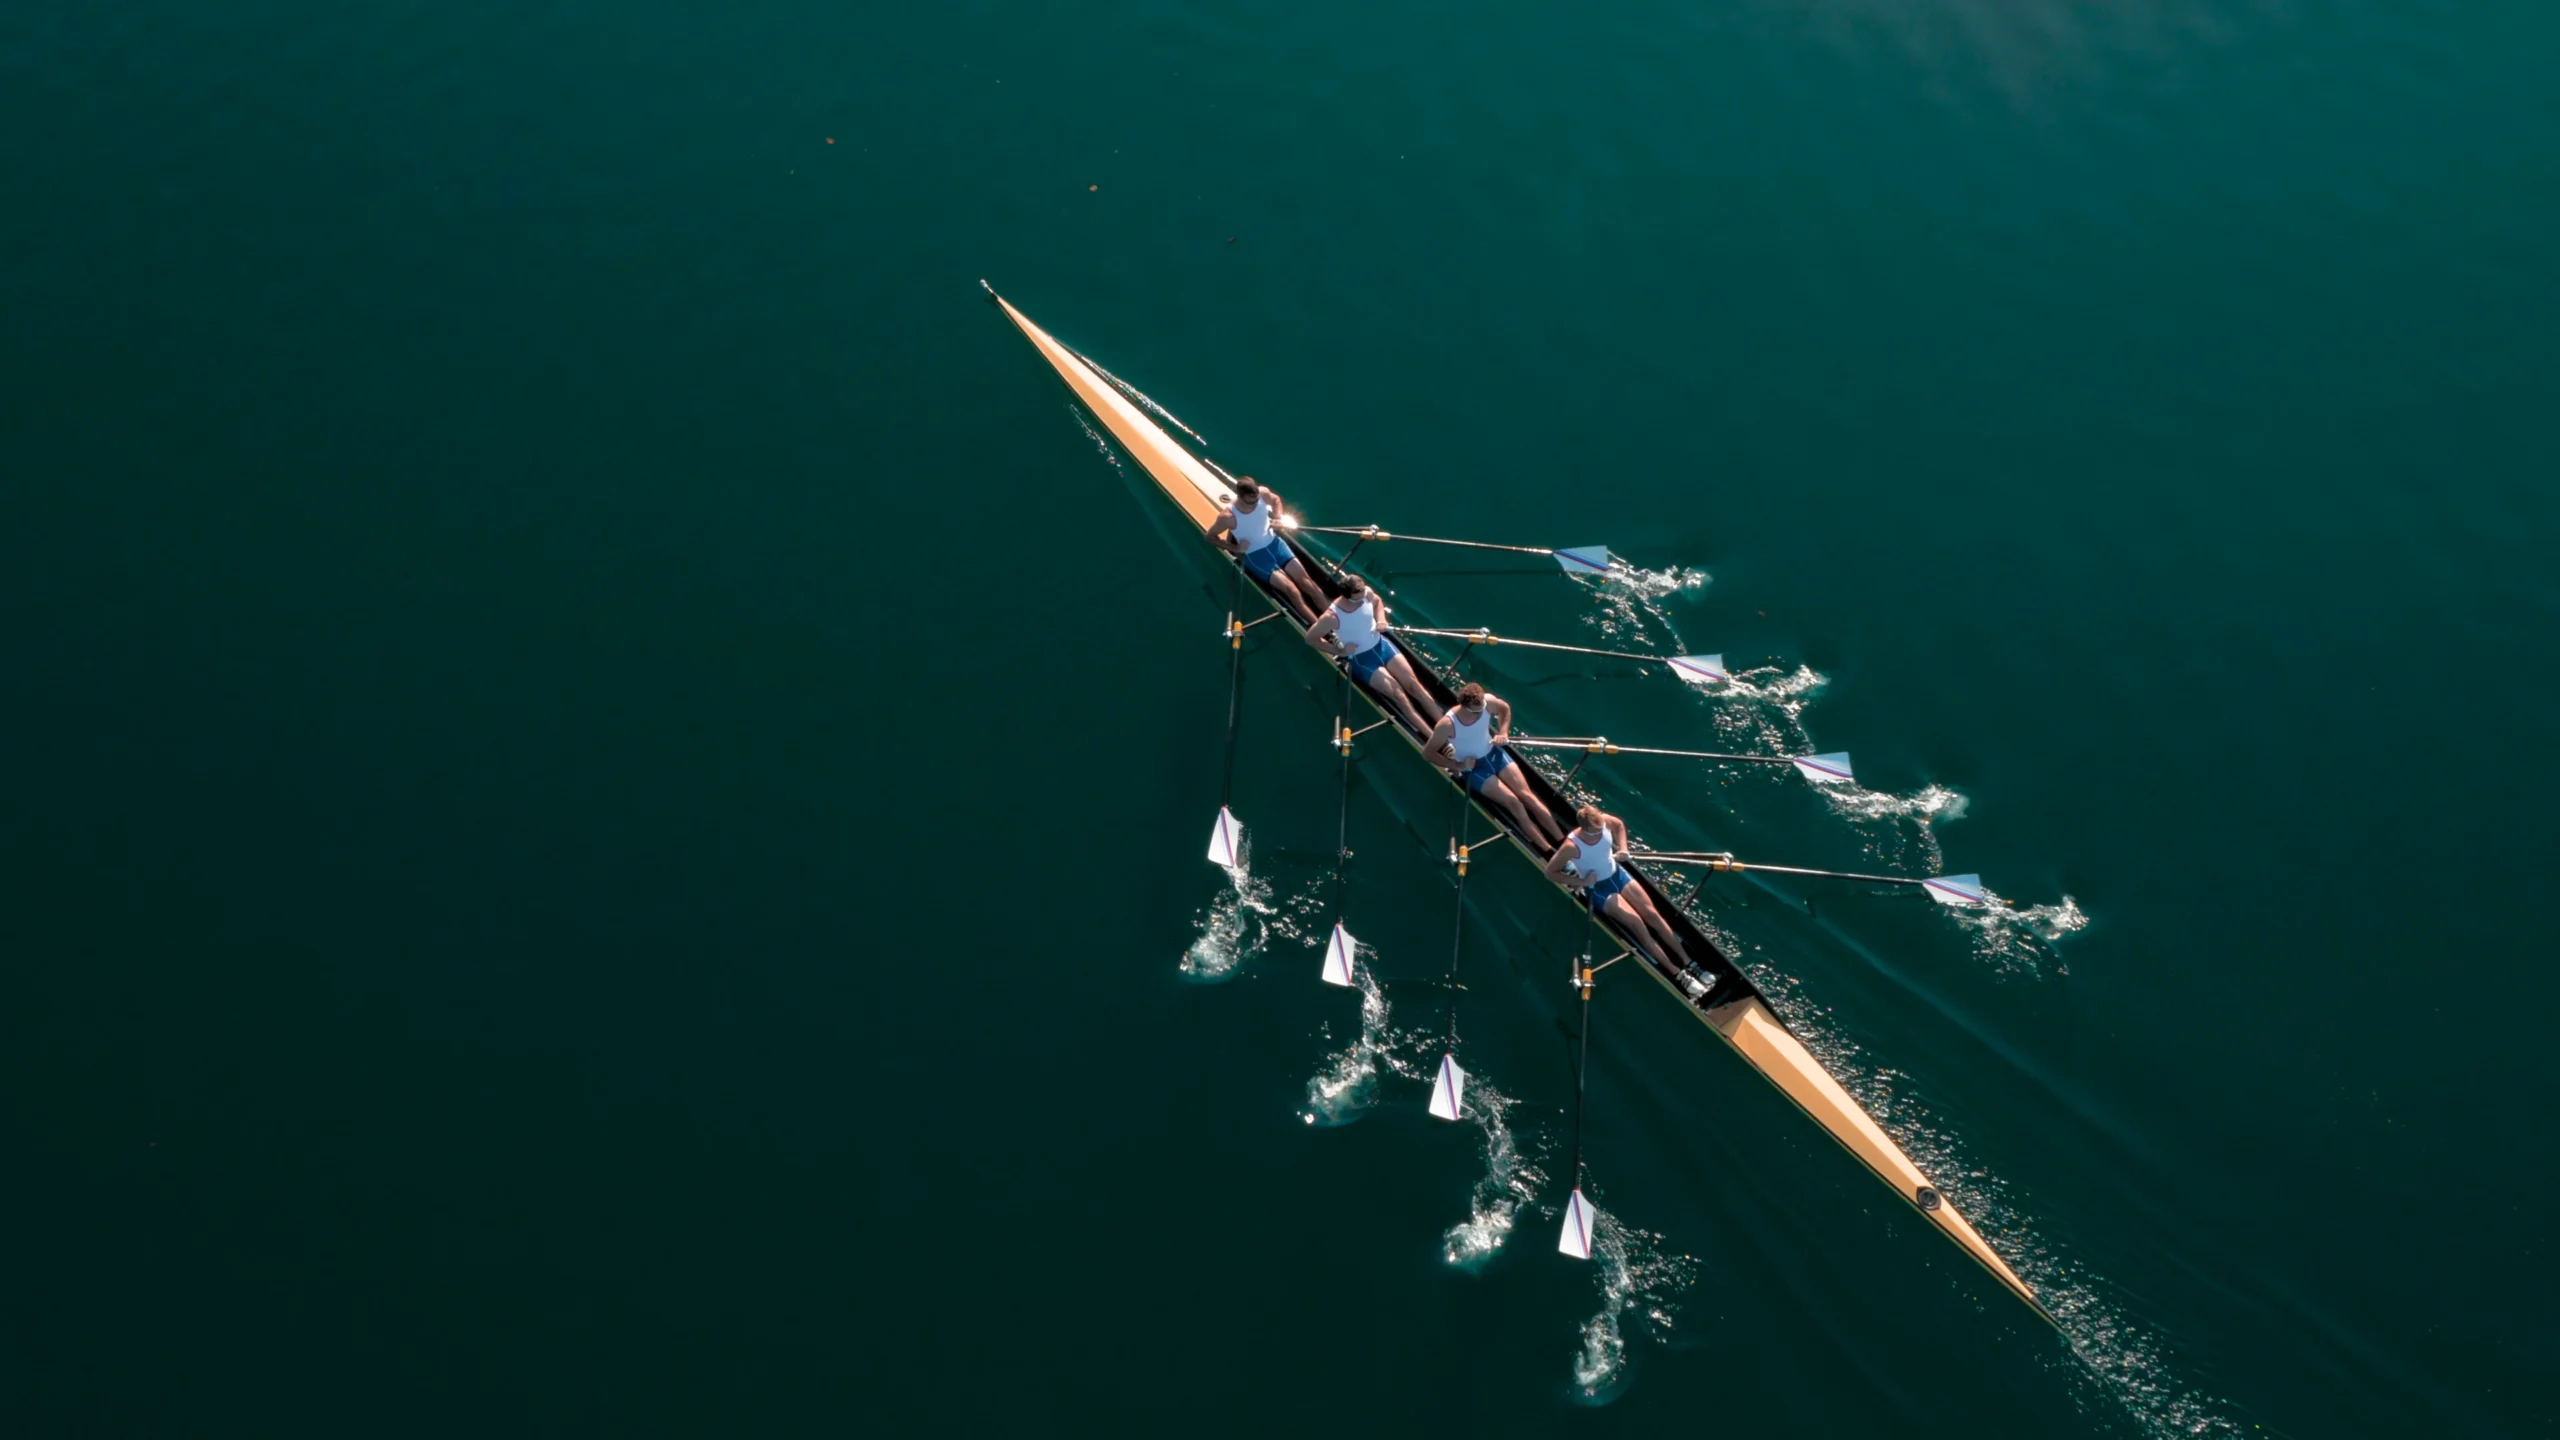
[[1668, 654, 1728, 685], [1428, 1054, 1467, 1121], [1321, 922, 1358, 987], [1558, 1189, 1597, 1259], [1792, 752, 1855, 786], [1552, 546, 1614, 576], [1206, 807, 1244, 868], [1924, 874, 1992, 907]]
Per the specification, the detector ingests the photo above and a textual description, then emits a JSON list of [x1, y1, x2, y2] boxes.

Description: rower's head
[[1231, 477, 1260, 508], [1456, 682, 1486, 715], [1336, 574, 1369, 606], [1577, 804, 1607, 835]]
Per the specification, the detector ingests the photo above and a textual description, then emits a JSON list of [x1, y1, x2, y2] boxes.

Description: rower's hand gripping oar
[[1289, 522, 1615, 579], [1514, 736, 1856, 788], [1631, 850, 2015, 910], [1396, 626, 1732, 687]]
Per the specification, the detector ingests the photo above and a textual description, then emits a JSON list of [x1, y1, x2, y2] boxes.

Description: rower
[[1305, 574, 1438, 735], [1543, 804, 1692, 970], [1207, 476, 1326, 622], [1427, 682, 1565, 849]]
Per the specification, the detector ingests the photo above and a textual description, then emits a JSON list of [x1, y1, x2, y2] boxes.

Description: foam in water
[[1822, 780, 1969, 871], [1299, 945, 1392, 1126], [1574, 561, 1709, 642], [1439, 1075, 1546, 1270], [1182, 847, 1278, 982], [1951, 891, 2090, 976], [1566, 1203, 1697, 1405]]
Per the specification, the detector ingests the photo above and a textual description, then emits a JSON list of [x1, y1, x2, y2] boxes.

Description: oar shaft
[[1396, 627, 1656, 666], [1296, 526, 1555, 558], [1513, 738, 1792, 765], [1634, 853, 1924, 888]]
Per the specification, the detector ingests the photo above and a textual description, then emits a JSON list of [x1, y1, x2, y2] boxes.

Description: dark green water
[[7, 0, 2558, 1433]]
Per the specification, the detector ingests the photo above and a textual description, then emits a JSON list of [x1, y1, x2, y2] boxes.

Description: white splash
[[1576, 562, 1709, 642], [1951, 892, 2090, 975], [1300, 949, 1392, 1127], [1821, 781, 1969, 870], [1441, 1075, 1545, 1270], [1567, 1204, 1697, 1404], [1702, 663, 1831, 758], [1181, 848, 1278, 982]]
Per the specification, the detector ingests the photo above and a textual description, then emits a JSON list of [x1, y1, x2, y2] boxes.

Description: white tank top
[[1332, 595, 1381, 652], [1231, 495, 1275, 549], [1447, 706, 1494, 763], [1568, 828, 1617, 885]]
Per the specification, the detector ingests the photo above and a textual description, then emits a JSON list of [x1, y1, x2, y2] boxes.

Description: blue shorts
[[1346, 639, 1398, 685], [1459, 748, 1514, 793], [1240, 538, 1294, 583], [1583, 868, 1634, 912]]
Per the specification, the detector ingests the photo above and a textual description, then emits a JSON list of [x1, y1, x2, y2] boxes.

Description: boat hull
[[989, 287, 2047, 1323]]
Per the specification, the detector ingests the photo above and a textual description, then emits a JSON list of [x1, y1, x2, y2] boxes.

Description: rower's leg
[[1481, 776, 1536, 839], [1493, 776, 1552, 848], [1498, 769, 1563, 847], [1621, 887, 1692, 966], [1277, 563, 1325, 622], [1369, 661, 1433, 734], [1602, 895, 1670, 965]]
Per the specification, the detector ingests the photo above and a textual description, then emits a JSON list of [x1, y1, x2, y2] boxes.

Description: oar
[[1320, 672, 1361, 986], [1294, 524, 1615, 578], [1513, 736, 1854, 787], [1206, 568, 1249, 869], [1631, 851, 2012, 909], [1394, 626, 1730, 686], [1428, 801, 1477, 1122], [1557, 940, 1601, 1260]]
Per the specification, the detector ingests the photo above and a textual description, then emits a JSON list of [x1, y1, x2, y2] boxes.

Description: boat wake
[[1300, 948, 1393, 1127], [1776, 1032, 2246, 1439], [1182, 847, 1283, 982], [1069, 405, 1124, 470], [1574, 562, 1709, 642], [1440, 1074, 1547, 1270], [1566, 1201, 1698, 1406]]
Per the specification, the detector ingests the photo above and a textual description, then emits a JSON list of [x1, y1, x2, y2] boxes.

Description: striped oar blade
[[1428, 1054, 1467, 1121], [1791, 752, 1854, 785], [1923, 874, 1992, 907], [1321, 922, 1358, 987], [1558, 1189, 1597, 1259], [1552, 546, 1614, 577], [1206, 807, 1244, 867], [1667, 654, 1728, 685]]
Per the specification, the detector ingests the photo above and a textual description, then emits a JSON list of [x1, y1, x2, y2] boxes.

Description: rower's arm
[[1541, 837, 1578, 885], [1487, 696, 1513, 743], [1607, 815, 1631, 859], [1207, 508, 1236, 548], [1305, 609, 1339, 650], [1425, 715, 1457, 759]]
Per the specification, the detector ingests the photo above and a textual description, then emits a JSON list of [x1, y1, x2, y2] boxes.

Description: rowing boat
[[985, 283, 2048, 1322]]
